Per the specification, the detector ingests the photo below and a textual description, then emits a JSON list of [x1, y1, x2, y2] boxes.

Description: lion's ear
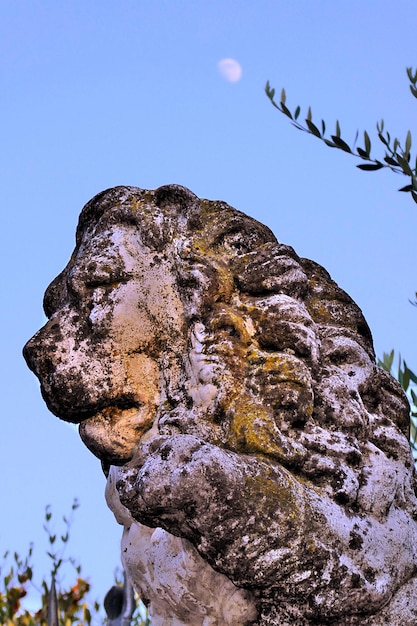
[[154, 184, 202, 228]]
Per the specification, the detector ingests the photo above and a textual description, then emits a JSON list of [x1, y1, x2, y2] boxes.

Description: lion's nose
[[22, 331, 42, 376], [23, 320, 60, 384]]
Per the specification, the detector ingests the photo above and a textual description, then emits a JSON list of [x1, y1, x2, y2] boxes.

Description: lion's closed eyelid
[[85, 275, 131, 289], [76, 267, 133, 288]]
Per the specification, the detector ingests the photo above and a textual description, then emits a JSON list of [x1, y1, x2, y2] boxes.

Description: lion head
[[24, 185, 417, 624]]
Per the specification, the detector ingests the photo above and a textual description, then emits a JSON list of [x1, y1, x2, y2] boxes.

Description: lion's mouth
[[79, 403, 156, 467]]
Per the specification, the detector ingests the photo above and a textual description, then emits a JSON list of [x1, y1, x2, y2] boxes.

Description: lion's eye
[[84, 272, 132, 290], [86, 278, 125, 289]]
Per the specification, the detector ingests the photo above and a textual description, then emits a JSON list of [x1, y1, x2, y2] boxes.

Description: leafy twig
[[265, 68, 417, 203]]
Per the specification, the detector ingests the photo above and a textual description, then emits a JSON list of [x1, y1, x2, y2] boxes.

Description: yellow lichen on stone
[[244, 466, 303, 527], [209, 306, 255, 347], [227, 394, 279, 456], [247, 348, 314, 422]]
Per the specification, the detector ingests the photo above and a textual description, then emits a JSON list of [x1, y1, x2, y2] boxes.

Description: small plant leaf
[[406, 130, 412, 154], [306, 119, 321, 137], [330, 135, 351, 152], [364, 130, 371, 155], [357, 162, 384, 171], [265, 81, 274, 98], [404, 362, 417, 384], [378, 132, 389, 147], [403, 368, 411, 392], [384, 155, 398, 167], [357, 147, 369, 158], [396, 154, 413, 175], [280, 101, 293, 119]]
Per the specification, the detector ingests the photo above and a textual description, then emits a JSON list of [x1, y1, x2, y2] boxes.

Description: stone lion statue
[[24, 185, 417, 625]]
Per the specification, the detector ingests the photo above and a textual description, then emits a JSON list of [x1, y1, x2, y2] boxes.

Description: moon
[[218, 58, 242, 83]]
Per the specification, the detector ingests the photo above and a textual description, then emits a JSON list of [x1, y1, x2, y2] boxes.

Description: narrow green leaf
[[357, 162, 384, 171], [307, 106, 312, 122], [378, 133, 389, 148], [396, 154, 413, 175], [330, 135, 352, 152], [397, 366, 404, 389], [411, 190, 417, 204], [324, 139, 337, 148], [407, 67, 414, 82], [406, 130, 412, 154], [294, 105, 301, 120], [357, 147, 369, 158], [384, 156, 398, 167], [336, 120, 341, 137], [404, 362, 417, 384], [378, 350, 394, 373], [379, 119, 384, 133], [387, 349, 395, 370], [292, 121, 305, 131], [280, 101, 293, 119], [403, 368, 411, 393], [410, 85, 417, 99], [281, 88, 286, 104], [393, 138, 400, 152], [306, 119, 321, 137], [353, 129, 359, 147], [364, 130, 371, 155], [398, 184, 414, 192], [321, 119, 326, 135]]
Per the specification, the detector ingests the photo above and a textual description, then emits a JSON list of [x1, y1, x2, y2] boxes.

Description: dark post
[[104, 572, 136, 626], [47, 576, 58, 626]]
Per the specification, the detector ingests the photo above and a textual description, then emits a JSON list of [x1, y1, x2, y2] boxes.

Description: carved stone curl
[[24, 185, 417, 624]]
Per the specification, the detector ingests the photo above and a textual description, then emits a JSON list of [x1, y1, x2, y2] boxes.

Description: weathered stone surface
[[24, 185, 417, 624]]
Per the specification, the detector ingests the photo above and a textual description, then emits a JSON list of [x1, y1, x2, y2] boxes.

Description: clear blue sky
[[2, 0, 417, 616]]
